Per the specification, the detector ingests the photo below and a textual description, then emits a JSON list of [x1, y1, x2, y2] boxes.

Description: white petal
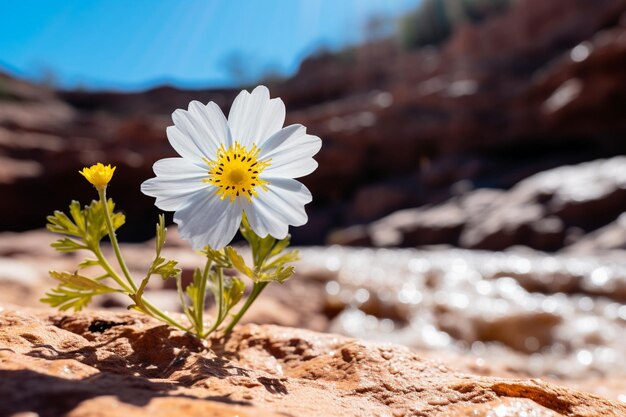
[[262, 178, 312, 225], [141, 158, 209, 211], [168, 101, 230, 165], [265, 158, 318, 179], [174, 189, 242, 250], [187, 101, 232, 152], [244, 199, 289, 240], [244, 177, 312, 239], [258, 124, 305, 156], [260, 128, 321, 178], [152, 157, 207, 178], [228, 85, 285, 148], [266, 177, 313, 206]]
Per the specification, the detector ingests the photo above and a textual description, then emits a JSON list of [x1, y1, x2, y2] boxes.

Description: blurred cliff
[[1, 0, 626, 250]]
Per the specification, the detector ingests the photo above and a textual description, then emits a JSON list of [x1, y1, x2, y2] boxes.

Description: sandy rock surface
[[1, 305, 624, 417], [1, 230, 625, 401]]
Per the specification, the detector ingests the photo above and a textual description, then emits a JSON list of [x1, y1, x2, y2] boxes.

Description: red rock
[[336, 157, 626, 251], [474, 312, 562, 354], [564, 213, 626, 255], [441, 398, 563, 416], [1, 306, 623, 417], [327, 225, 373, 246], [349, 184, 418, 224]]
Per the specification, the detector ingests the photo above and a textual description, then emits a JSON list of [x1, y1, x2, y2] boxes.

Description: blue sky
[[0, 0, 419, 91]]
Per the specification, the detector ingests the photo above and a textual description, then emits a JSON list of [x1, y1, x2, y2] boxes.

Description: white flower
[[141, 86, 322, 250]]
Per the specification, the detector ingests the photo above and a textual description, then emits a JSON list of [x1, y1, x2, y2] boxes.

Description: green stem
[[94, 189, 188, 333], [223, 281, 268, 334], [97, 187, 137, 292], [176, 275, 194, 323], [141, 298, 189, 332], [195, 258, 212, 335], [216, 267, 224, 321], [94, 244, 187, 332], [92, 245, 133, 293], [201, 266, 224, 338]]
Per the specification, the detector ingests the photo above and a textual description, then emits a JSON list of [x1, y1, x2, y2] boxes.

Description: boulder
[[338, 157, 626, 251], [564, 213, 626, 255]]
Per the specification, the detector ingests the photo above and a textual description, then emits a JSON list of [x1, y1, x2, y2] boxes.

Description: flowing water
[[297, 247, 626, 379]]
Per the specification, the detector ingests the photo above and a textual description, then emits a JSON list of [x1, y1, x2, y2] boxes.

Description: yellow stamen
[[79, 163, 116, 190], [204, 142, 271, 202]]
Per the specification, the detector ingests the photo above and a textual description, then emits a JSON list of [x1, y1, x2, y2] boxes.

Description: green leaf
[[51, 238, 87, 253], [257, 265, 295, 283], [185, 267, 202, 310], [110, 209, 125, 231], [77, 258, 100, 269], [153, 259, 181, 281], [41, 270, 119, 311], [225, 246, 254, 279], [239, 213, 270, 265], [268, 235, 291, 259], [202, 247, 231, 268], [144, 217, 181, 281], [255, 235, 277, 266], [207, 268, 221, 307], [239, 213, 257, 244], [41, 288, 94, 311], [84, 199, 125, 243], [155, 214, 166, 257], [138, 216, 181, 286], [46, 204, 82, 237], [273, 265, 296, 283], [236, 216, 299, 284], [223, 276, 245, 311], [182, 267, 204, 328], [69, 200, 86, 232], [49, 270, 117, 292], [264, 249, 300, 271], [47, 199, 125, 249]]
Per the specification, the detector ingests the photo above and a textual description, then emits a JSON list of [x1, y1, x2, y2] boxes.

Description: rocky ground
[[2, 0, 626, 414], [1, 227, 625, 414], [2, 306, 625, 417]]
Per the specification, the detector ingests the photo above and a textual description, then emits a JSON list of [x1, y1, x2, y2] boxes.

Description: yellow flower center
[[204, 142, 270, 202], [79, 163, 116, 189]]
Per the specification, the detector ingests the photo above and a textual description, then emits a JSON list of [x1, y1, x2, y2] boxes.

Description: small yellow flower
[[79, 163, 116, 189]]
